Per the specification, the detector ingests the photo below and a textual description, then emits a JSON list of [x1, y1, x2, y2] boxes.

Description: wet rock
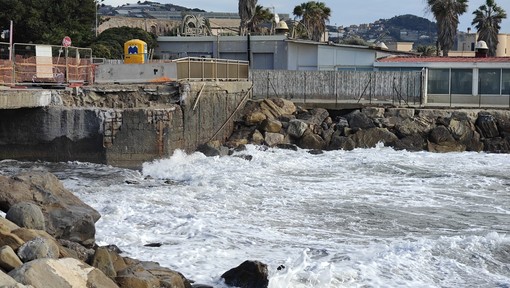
[[299, 130, 326, 150], [345, 110, 376, 130], [393, 134, 426, 151], [259, 119, 282, 133], [196, 143, 221, 157], [350, 128, 398, 148], [0, 172, 100, 247], [427, 141, 466, 153], [429, 126, 456, 144], [264, 132, 285, 147], [476, 113, 499, 138], [9, 258, 118, 288], [11, 228, 62, 257], [251, 130, 264, 145], [483, 137, 510, 153], [233, 155, 253, 161], [276, 143, 298, 151], [221, 260, 269, 288], [6, 202, 45, 231], [116, 263, 160, 288], [363, 107, 385, 118], [287, 120, 308, 138], [395, 118, 432, 137], [328, 134, 355, 151], [308, 149, 324, 155], [17, 237, 59, 262], [58, 239, 95, 262], [144, 243, 162, 247], [0, 245, 23, 271], [140, 261, 192, 288]]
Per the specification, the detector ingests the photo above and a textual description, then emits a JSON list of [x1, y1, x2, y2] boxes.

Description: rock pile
[[0, 171, 268, 288], [222, 98, 510, 153]]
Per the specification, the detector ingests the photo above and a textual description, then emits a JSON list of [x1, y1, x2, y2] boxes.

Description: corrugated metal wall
[[250, 70, 423, 106]]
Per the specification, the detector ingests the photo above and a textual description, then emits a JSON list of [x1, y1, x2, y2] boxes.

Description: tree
[[427, 0, 468, 56], [0, 0, 96, 47], [238, 0, 257, 36], [248, 5, 273, 34], [293, 1, 331, 42], [416, 45, 438, 56], [472, 0, 507, 57], [90, 27, 157, 59]]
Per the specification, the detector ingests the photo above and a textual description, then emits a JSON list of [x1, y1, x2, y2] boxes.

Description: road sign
[[62, 36, 72, 47]]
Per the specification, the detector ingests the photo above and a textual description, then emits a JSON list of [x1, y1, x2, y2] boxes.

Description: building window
[[479, 69, 501, 95], [428, 69, 449, 94], [451, 69, 472, 94], [503, 69, 510, 95]]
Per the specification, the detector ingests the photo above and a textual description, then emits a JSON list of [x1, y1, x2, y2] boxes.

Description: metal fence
[[0, 43, 93, 86], [251, 70, 423, 106], [175, 57, 249, 81]]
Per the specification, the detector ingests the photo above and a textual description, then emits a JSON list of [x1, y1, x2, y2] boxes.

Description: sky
[[103, 0, 510, 33]]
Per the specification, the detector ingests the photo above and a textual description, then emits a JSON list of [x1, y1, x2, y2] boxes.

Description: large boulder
[[0, 172, 100, 247], [0, 270, 26, 288], [393, 134, 427, 152], [298, 130, 326, 150], [483, 137, 510, 153], [140, 261, 192, 288], [448, 119, 483, 152], [91, 246, 117, 281], [17, 237, 59, 262], [328, 134, 355, 151], [0, 245, 23, 271], [476, 113, 499, 138], [287, 120, 308, 138], [116, 263, 160, 288], [345, 110, 376, 130], [0, 229, 25, 252], [8, 258, 119, 288], [259, 119, 282, 133], [350, 128, 398, 148], [221, 260, 269, 288], [264, 132, 285, 147], [394, 118, 433, 137], [296, 108, 329, 126], [6, 202, 45, 230]]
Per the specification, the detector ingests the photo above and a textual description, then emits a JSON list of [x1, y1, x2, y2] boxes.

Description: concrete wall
[[0, 90, 53, 109], [94, 63, 178, 84], [0, 81, 252, 169]]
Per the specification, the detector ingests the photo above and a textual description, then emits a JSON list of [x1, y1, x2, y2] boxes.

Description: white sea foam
[[3, 146, 510, 287]]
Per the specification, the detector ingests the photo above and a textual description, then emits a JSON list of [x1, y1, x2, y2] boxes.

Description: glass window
[[479, 69, 501, 95], [428, 69, 449, 94], [502, 70, 510, 95], [451, 69, 472, 94]]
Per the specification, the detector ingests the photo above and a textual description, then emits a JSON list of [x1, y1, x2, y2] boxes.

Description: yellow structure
[[124, 39, 148, 64]]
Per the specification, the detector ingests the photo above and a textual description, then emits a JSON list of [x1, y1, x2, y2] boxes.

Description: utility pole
[[9, 20, 13, 61]]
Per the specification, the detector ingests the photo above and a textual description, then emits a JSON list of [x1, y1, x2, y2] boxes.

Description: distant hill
[[381, 14, 436, 33], [335, 14, 438, 47]]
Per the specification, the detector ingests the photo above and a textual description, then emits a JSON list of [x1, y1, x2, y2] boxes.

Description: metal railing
[[0, 43, 93, 86], [175, 57, 249, 81]]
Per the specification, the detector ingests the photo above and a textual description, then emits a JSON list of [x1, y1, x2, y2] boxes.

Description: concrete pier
[[0, 81, 252, 169]]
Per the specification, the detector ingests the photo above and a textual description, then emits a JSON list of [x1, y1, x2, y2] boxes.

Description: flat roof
[[378, 56, 510, 63]]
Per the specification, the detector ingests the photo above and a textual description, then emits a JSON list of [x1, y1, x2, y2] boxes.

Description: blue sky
[[104, 0, 510, 33]]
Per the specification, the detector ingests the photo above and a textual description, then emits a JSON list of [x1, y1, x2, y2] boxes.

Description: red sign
[[62, 36, 72, 47]]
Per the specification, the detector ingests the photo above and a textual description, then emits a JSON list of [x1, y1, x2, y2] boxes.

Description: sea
[[1, 144, 510, 288]]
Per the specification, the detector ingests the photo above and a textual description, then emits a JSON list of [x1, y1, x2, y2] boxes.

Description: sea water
[[1, 145, 510, 288]]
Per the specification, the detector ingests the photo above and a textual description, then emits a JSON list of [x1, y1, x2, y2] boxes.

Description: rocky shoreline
[[0, 172, 268, 287], [1, 97, 510, 287], [211, 98, 509, 155]]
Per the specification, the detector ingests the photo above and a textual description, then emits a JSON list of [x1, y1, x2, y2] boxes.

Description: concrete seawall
[[0, 81, 251, 169]]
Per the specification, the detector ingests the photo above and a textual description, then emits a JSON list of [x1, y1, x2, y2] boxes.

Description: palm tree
[[472, 0, 507, 57], [293, 1, 331, 42], [248, 5, 273, 34], [427, 0, 468, 56], [238, 0, 257, 36]]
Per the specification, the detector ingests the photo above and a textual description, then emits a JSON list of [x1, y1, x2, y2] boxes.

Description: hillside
[[334, 14, 438, 47]]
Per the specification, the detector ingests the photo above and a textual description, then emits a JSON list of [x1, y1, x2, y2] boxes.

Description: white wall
[[287, 42, 318, 70]]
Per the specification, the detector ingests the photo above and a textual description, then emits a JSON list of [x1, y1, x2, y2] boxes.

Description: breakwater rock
[[224, 98, 510, 153], [0, 171, 267, 288]]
